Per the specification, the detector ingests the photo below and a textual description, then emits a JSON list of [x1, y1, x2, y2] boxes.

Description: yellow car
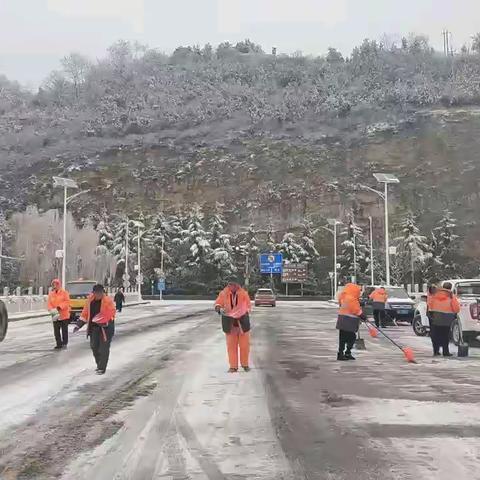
[[66, 280, 97, 321]]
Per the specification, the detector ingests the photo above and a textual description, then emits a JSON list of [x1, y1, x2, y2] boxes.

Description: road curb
[[8, 301, 151, 323]]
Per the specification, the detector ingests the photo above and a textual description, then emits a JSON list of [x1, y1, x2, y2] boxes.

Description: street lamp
[[368, 216, 374, 285], [363, 173, 399, 286], [53, 177, 89, 287], [321, 219, 342, 299]]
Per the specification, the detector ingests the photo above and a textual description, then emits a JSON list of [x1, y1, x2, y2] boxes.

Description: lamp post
[[361, 174, 399, 285], [321, 219, 342, 298], [53, 177, 89, 287], [369, 216, 374, 285]]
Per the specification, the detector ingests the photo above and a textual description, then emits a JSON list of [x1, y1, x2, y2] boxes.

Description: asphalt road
[[1, 302, 480, 479]]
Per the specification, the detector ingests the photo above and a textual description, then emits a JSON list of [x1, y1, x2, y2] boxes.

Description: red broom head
[[402, 347, 416, 363], [368, 326, 378, 338]]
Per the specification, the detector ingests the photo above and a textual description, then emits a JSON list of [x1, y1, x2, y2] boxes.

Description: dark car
[[361, 286, 415, 324], [254, 288, 276, 307]]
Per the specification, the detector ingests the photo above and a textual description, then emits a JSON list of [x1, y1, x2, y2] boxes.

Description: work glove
[[359, 313, 367, 322]]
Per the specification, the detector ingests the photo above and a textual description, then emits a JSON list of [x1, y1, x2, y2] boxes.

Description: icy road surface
[[1, 301, 480, 479]]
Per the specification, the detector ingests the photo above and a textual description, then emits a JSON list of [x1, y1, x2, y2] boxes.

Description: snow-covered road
[[2, 301, 480, 479]]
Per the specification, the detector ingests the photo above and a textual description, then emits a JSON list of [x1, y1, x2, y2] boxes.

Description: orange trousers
[[226, 331, 250, 369]]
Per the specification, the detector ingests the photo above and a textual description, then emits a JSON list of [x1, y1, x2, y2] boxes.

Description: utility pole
[[353, 223, 357, 284], [137, 224, 142, 301], [369, 217, 374, 285], [125, 218, 129, 290], [245, 250, 250, 289], [159, 235, 165, 301], [0, 234, 3, 286]]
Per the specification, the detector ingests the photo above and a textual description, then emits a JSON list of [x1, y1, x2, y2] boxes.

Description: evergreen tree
[[395, 212, 430, 286], [299, 217, 319, 263], [208, 204, 236, 284], [339, 219, 369, 283], [265, 223, 276, 252], [94, 210, 115, 285], [433, 211, 459, 278], [184, 204, 211, 269], [276, 232, 307, 264], [234, 224, 260, 289]]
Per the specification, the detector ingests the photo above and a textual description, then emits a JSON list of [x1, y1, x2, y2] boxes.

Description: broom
[[366, 320, 416, 364]]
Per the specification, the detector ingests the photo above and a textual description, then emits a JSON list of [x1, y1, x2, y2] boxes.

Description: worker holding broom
[[336, 283, 367, 361], [427, 282, 460, 357]]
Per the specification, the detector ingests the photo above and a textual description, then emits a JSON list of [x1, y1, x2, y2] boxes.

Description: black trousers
[[430, 324, 450, 355], [373, 310, 386, 328], [90, 322, 115, 371], [338, 330, 356, 354], [53, 320, 68, 346], [116, 302, 123, 312]]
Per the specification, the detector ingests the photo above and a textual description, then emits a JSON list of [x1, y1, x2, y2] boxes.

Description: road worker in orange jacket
[[369, 286, 388, 328], [215, 279, 252, 373], [47, 278, 71, 350], [74, 284, 116, 374], [427, 282, 460, 357], [336, 283, 366, 361]]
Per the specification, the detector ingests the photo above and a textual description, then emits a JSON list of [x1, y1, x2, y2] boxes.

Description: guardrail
[[1, 292, 139, 316]]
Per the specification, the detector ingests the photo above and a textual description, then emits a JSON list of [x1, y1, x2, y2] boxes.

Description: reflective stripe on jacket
[[47, 288, 71, 321]]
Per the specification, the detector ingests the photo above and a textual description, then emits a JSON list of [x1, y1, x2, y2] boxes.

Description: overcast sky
[[1, 0, 479, 88]]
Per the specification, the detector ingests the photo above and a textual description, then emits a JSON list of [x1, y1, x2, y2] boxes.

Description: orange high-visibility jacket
[[80, 294, 116, 325], [336, 283, 363, 333], [47, 288, 71, 321], [427, 288, 460, 326], [338, 283, 363, 317], [369, 288, 388, 304], [215, 287, 251, 318]]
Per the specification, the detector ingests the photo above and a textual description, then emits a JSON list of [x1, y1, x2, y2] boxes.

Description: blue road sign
[[259, 253, 283, 274], [157, 279, 166, 291]]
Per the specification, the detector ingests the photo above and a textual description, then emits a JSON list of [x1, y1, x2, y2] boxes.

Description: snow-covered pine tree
[[339, 219, 369, 283], [299, 217, 319, 264], [184, 204, 212, 269], [94, 210, 115, 285], [395, 212, 430, 287], [276, 232, 307, 264], [0, 210, 17, 285], [265, 222, 276, 252], [96, 210, 114, 251], [433, 210, 460, 278], [208, 203, 236, 285]]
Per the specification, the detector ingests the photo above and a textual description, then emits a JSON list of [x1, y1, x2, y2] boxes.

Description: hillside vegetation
[[1, 35, 480, 291]]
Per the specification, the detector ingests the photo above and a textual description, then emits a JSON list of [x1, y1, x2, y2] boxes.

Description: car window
[[386, 288, 409, 299], [456, 283, 480, 296], [66, 282, 96, 295], [257, 289, 273, 294]]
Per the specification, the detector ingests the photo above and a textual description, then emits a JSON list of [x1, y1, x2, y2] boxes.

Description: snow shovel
[[355, 327, 366, 350], [456, 319, 469, 358], [366, 320, 417, 364]]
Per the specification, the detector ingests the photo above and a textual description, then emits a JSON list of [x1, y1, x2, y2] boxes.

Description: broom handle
[[365, 320, 404, 351]]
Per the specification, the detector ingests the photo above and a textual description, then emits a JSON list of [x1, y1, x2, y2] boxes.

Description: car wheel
[[412, 314, 427, 336], [451, 321, 461, 346], [0, 299, 8, 342]]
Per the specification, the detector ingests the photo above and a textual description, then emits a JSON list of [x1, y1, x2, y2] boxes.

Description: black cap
[[93, 284, 105, 293]]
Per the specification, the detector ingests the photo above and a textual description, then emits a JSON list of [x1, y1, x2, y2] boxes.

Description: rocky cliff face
[[3, 107, 479, 259]]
